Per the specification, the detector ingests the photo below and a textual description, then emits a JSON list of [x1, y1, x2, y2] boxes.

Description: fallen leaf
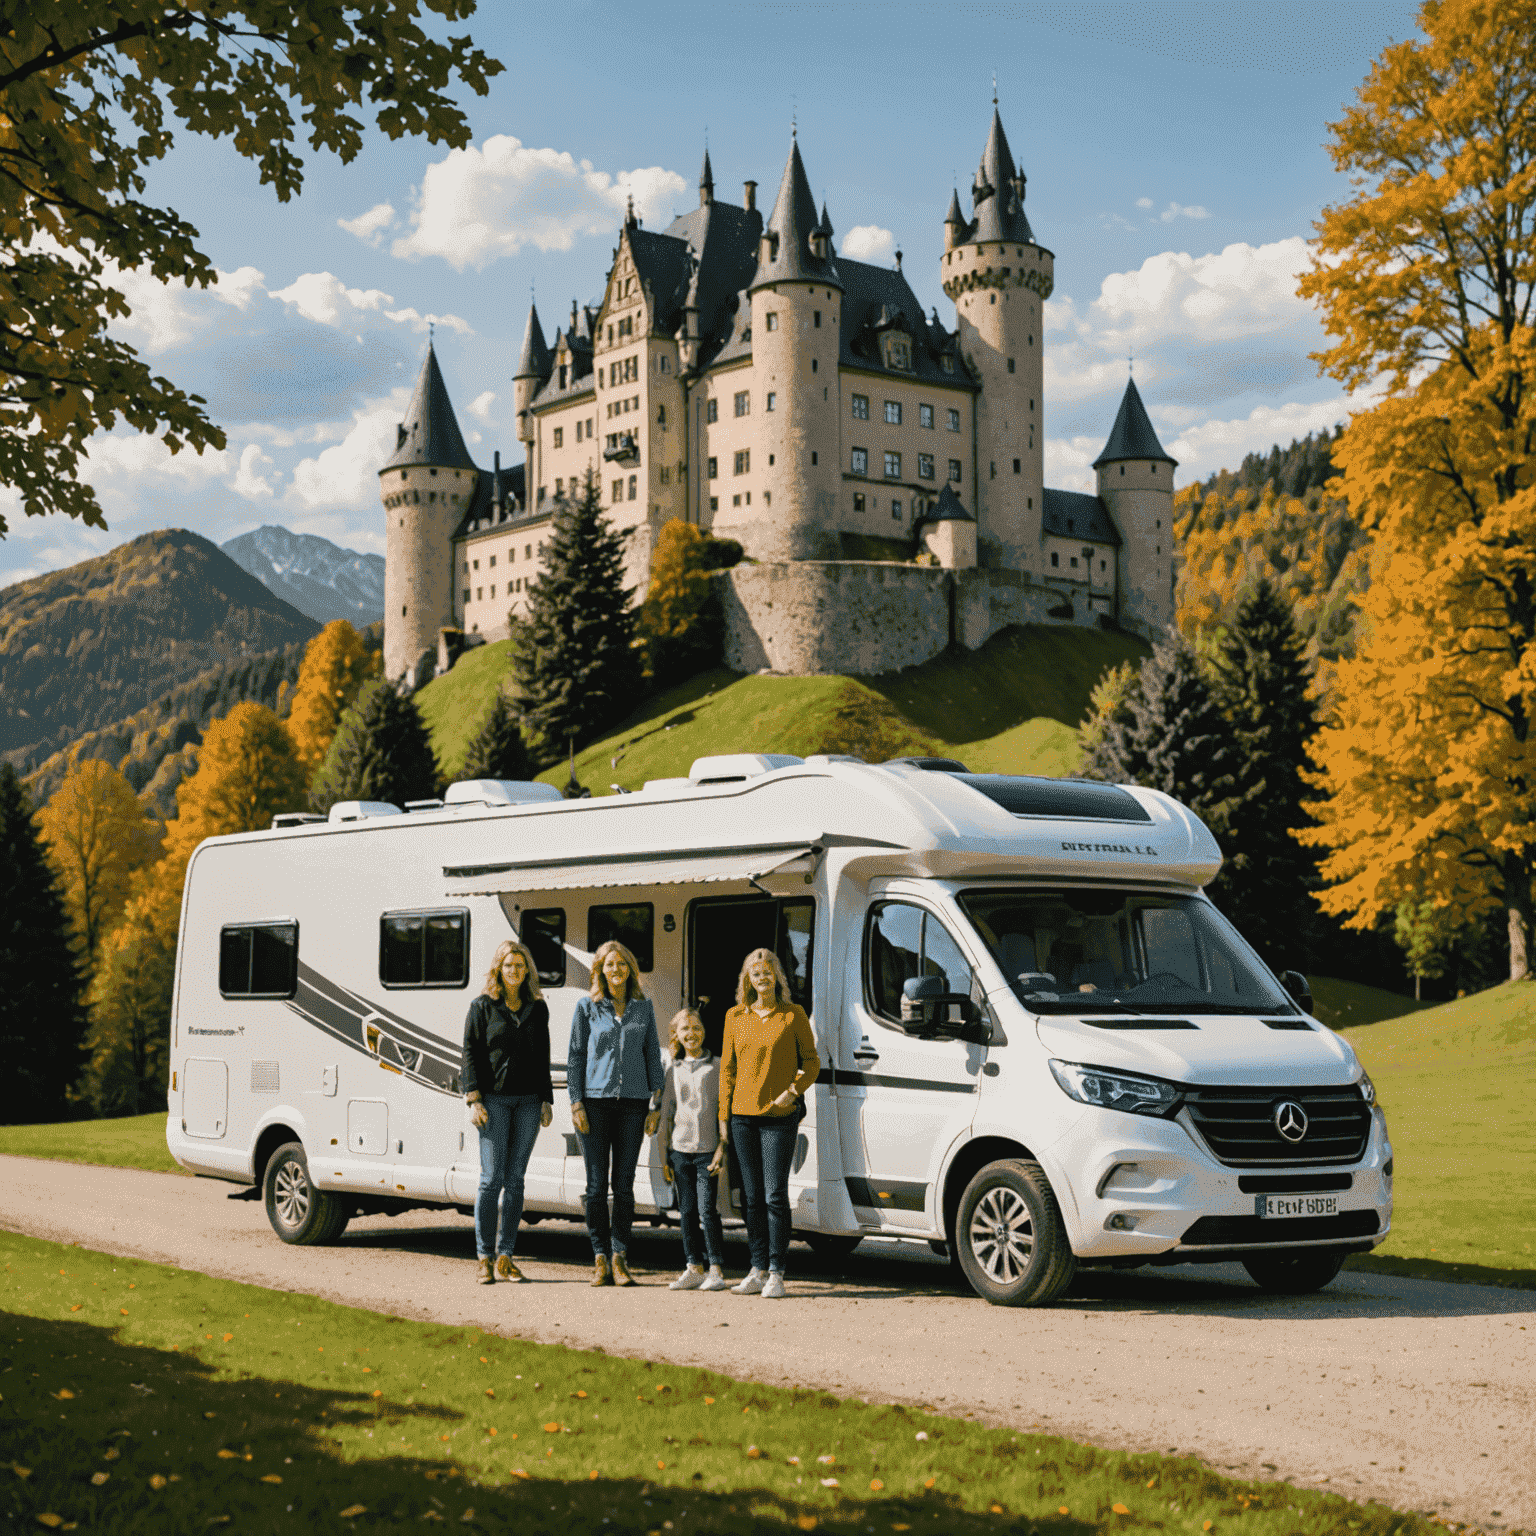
[[1112, 1504, 1130, 1515], [149, 1475, 167, 1490], [371, 1390, 382, 1399], [1203, 1525, 1213, 1533], [992, 1505, 1005, 1514], [870, 1479, 884, 1491], [704, 1397, 715, 1406], [1146, 1479, 1157, 1489], [484, 1388, 495, 1399], [216, 1450, 238, 1460], [487, 1427, 497, 1436], [459, 1511, 474, 1523], [795, 1518, 818, 1532], [511, 1470, 529, 1481], [575, 1391, 587, 1399], [103, 1451, 119, 1462], [894, 1527, 911, 1532], [787, 1456, 801, 1466], [480, 1356, 488, 1363], [91, 1473, 110, 1487], [222, 1333, 232, 1342], [339, 1506, 367, 1519], [926, 1479, 937, 1490], [70, 1305, 81, 1313], [12, 1466, 32, 1479], [261, 1475, 282, 1484], [747, 1447, 762, 1460], [588, 1471, 599, 1481], [1059, 1507, 1069, 1516], [35, 1516, 64, 1530], [542, 1423, 561, 1434], [204, 1412, 215, 1419], [54, 1389, 75, 1400], [121, 1310, 129, 1317]]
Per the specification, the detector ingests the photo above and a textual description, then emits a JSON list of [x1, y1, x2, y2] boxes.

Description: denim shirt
[[567, 994, 664, 1106]]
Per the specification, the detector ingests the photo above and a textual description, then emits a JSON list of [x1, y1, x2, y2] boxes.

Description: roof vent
[[687, 753, 804, 785], [327, 801, 403, 823], [444, 779, 565, 807], [270, 812, 326, 830]]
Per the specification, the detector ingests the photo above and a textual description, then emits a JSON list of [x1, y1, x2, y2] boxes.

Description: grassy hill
[[416, 624, 1149, 788]]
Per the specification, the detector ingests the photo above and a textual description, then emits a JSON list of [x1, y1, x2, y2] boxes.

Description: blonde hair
[[588, 940, 646, 1007], [667, 1008, 708, 1061], [483, 939, 543, 1008], [735, 947, 791, 1010]]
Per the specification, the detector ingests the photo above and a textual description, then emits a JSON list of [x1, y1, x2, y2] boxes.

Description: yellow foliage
[[286, 620, 378, 773]]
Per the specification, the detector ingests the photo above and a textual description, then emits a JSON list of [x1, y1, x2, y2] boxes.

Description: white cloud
[[1159, 202, 1211, 222], [1165, 396, 1362, 481], [382, 306, 474, 336], [389, 134, 688, 269], [469, 390, 498, 421], [1044, 435, 1103, 495], [230, 442, 276, 500], [212, 265, 267, 311], [338, 202, 397, 246], [841, 224, 895, 262], [270, 271, 394, 327], [81, 431, 231, 485], [285, 393, 410, 511], [1135, 197, 1154, 210]]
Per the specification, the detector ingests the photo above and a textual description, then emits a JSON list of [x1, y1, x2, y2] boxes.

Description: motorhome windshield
[[957, 888, 1291, 1015]]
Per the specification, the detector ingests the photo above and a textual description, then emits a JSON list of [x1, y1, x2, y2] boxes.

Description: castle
[[379, 107, 1178, 685]]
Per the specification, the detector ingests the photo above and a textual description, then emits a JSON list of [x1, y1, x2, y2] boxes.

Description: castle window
[[707, 399, 718, 424], [527, 545, 533, 558], [1008, 358, 1015, 373], [476, 588, 483, 600], [1100, 560, 1107, 572], [949, 459, 962, 483], [811, 452, 818, 464], [851, 447, 868, 475], [918, 453, 934, 480], [1069, 557, 1078, 570], [891, 499, 903, 521], [628, 475, 637, 500], [813, 311, 821, 327], [659, 465, 670, 485], [764, 491, 771, 505], [553, 427, 563, 448], [555, 478, 563, 497], [1050, 553, 1059, 568], [884, 401, 902, 426], [734, 391, 750, 418], [766, 392, 776, 411], [707, 456, 718, 479], [885, 337, 911, 371], [884, 451, 901, 479], [490, 584, 497, 596], [919, 404, 934, 429], [1120, 465, 1126, 475], [947, 408, 961, 432], [428, 492, 436, 503], [852, 394, 869, 420], [472, 560, 479, 571], [733, 494, 741, 507], [658, 405, 666, 425], [811, 358, 818, 372], [463, 588, 470, 602], [766, 312, 778, 331], [710, 496, 719, 511], [1031, 399, 1035, 411], [989, 462, 996, 479], [489, 555, 496, 567], [559, 366, 567, 388], [660, 354, 669, 373], [1013, 458, 1021, 474], [734, 450, 750, 475], [612, 480, 623, 503]]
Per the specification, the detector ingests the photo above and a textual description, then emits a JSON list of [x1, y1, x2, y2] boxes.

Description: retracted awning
[[441, 841, 818, 898]]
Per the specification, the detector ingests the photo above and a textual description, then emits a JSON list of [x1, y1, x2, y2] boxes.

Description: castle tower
[[699, 147, 714, 207], [512, 302, 549, 451], [380, 343, 479, 683], [940, 106, 1053, 568], [740, 134, 843, 561], [1094, 376, 1177, 638]]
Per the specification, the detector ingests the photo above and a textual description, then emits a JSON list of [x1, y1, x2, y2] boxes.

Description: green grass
[[0, 1113, 180, 1175], [0, 1232, 1438, 1536], [414, 638, 516, 778], [1308, 976, 1433, 1034]]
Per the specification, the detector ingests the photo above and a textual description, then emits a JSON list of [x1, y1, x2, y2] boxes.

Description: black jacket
[[461, 995, 554, 1102]]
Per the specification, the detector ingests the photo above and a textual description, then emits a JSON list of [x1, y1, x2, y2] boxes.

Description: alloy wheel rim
[[273, 1161, 311, 1229], [968, 1186, 1035, 1283]]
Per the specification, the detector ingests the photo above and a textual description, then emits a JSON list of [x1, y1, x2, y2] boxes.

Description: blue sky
[[1, 0, 1423, 587]]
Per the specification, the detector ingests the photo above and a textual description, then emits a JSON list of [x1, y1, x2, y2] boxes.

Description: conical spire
[[1093, 377, 1177, 468], [945, 187, 966, 226], [816, 200, 835, 239], [382, 343, 477, 472], [969, 106, 1035, 244], [699, 146, 714, 206], [514, 302, 550, 382], [750, 137, 840, 292]]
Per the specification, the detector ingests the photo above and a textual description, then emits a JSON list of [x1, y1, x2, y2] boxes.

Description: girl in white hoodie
[[659, 1009, 727, 1291]]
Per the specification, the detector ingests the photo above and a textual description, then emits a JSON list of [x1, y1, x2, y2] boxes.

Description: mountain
[[221, 525, 386, 626], [0, 528, 318, 765]]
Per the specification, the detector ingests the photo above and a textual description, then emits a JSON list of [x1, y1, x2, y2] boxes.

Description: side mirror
[[901, 975, 979, 1036], [1280, 969, 1314, 1014]]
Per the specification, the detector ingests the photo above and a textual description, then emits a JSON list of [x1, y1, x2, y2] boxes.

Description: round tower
[[1094, 376, 1178, 639], [940, 106, 1052, 569], [512, 301, 549, 452], [380, 343, 480, 684], [737, 135, 843, 562]]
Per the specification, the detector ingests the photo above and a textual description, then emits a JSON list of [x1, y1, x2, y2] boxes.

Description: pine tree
[[514, 472, 641, 759], [309, 679, 440, 813], [0, 764, 87, 1122], [459, 692, 533, 782]]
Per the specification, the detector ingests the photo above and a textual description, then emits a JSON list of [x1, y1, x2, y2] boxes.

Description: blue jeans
[[670, 1149, 724, 1268], [580, 1097, 649, 1258], [730, 1113, 799, 1274], [475, 1095, 543, 1260]]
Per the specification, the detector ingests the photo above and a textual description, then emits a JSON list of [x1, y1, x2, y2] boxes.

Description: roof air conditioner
[[327, 801, 403, 823], [444, 779, 565, 807], [687, 753, 803, 784]]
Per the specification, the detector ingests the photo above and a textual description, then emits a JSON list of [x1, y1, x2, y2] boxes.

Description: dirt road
[[1, 1156, 1530, 1530]]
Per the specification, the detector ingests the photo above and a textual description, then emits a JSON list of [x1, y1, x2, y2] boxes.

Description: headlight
[[1048, 1059, 1182, 1117], [1357, 1070, 1376, 1106]]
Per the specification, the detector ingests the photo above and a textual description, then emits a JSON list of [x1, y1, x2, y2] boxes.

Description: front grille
[[1237, 1173, 1353, 1194], [1180, 1210, 1379, 1247], [1184, 1084, 1370, 1166]]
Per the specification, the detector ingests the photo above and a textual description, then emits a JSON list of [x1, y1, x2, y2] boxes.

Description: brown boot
[[495, 1255, 524, 1283], [476, 1257, 495, 1285], [591, 1254, 611, 1287], [611, 1253, 635, 1287]]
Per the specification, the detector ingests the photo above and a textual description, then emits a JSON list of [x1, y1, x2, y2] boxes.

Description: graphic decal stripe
[[817, 1067, 976, 1095], [296, 962, 457, 1065]]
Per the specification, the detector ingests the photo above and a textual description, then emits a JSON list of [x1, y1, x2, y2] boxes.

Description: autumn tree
[[459, 691, 532, 782], [36, 756, 162, 966], [308, 678, 439, 813], [637, 519, 739, 687], [1297, 0, 1536, 980], [0, 764, 87, 1121], [287, 619, 379, 775], [0, 5, 501, 534]]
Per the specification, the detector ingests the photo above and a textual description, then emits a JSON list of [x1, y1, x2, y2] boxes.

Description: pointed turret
[[969, 107, 1034, 244], [1093, 377, 1177, 468], [699, 147, 714, 207], [384, 343, 477, 471], [514, 303, 550, 382], [817, 200, 834, 240], [750, 137, 840, 292], [943, 186, 969, 252]]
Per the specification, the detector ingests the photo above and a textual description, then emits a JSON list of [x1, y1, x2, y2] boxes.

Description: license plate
[[1257, 1194, 1339, 1219]]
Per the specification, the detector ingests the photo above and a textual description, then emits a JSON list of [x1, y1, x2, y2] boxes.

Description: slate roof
[[453, 462, 533, 540], [1093, 377, 1176, 467], [1042, 488, 1122, 547], [514, 303, 550, 381], [838, 257, 974, 388], [383, 344, 478, 472], [918, 483, 975, 524], [949, 108, 1037, 248], [750, 138, 840, 292]]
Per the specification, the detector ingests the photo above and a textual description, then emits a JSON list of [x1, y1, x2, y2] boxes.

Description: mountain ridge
[[221, 524, 385, 627]]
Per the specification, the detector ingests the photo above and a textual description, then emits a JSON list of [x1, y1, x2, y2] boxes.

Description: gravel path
[[2, 1156, 1531, 1531]]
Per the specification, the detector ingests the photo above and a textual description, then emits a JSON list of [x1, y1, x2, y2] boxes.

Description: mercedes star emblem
[[1273, 1101, 1309, 1142]]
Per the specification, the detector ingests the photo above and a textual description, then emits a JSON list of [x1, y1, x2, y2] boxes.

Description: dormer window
[[884, 335, 912, 371]]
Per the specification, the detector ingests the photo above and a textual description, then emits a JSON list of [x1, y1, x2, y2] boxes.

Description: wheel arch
[[940, 1135, 1036, 1244], [253, 1122, 304, 1190]]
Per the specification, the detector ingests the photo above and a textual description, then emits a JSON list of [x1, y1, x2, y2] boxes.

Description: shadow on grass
[[6, 1309, 1115, 1535]]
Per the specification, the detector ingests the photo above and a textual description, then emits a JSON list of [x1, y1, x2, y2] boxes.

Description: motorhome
[[166, 755, 1392, 1307]]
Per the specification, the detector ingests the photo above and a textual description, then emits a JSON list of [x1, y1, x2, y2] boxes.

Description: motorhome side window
[[865, 903, 972, 1027], [219, 922, 298, 999], [587, 903, 654, 972], [380, 909, 470, 988], [519, 908, 567, 987]]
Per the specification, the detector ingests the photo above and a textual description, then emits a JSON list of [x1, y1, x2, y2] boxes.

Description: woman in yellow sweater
[[717, 947, 820, 1299]]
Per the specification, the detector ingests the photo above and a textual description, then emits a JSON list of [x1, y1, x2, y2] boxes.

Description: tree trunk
[[1414, 973, 1422, 1002], [1510, 901, 1531, 983]]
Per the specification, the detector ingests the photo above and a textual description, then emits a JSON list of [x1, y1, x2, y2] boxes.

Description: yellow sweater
[[718, 1002, 821, 1118]]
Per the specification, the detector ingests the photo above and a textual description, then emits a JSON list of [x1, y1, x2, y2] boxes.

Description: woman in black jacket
[[462, 938, 553, 1284]]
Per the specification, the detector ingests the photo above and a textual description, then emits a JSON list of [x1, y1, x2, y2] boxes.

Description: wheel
[[954, 1158, 1076, 1307], [803, 1233, 862, 1261], [263, 1142, 348, 1246], [1241, 1247, 1347, 1294]]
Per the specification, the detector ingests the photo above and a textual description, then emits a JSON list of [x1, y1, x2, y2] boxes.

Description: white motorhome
[[166, 755, 1392, 1306]]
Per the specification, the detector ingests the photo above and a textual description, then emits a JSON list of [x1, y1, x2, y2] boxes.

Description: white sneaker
[[732, 1268, 765, 1295], [699, 1266, 727, 1292], [760, 1271, 787, 1299], [669, 1266, 705, 1291]]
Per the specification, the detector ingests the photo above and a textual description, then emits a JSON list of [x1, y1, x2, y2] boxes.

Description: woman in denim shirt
[[567, 940, 664, 1286]]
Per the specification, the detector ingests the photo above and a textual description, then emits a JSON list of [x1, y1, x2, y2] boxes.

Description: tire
[[263, 1141, 347, 1246], [804, 1233, 862, 1261], [1241, 1247, 1347, 1294], [954, 1158, 1077, 1307]]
